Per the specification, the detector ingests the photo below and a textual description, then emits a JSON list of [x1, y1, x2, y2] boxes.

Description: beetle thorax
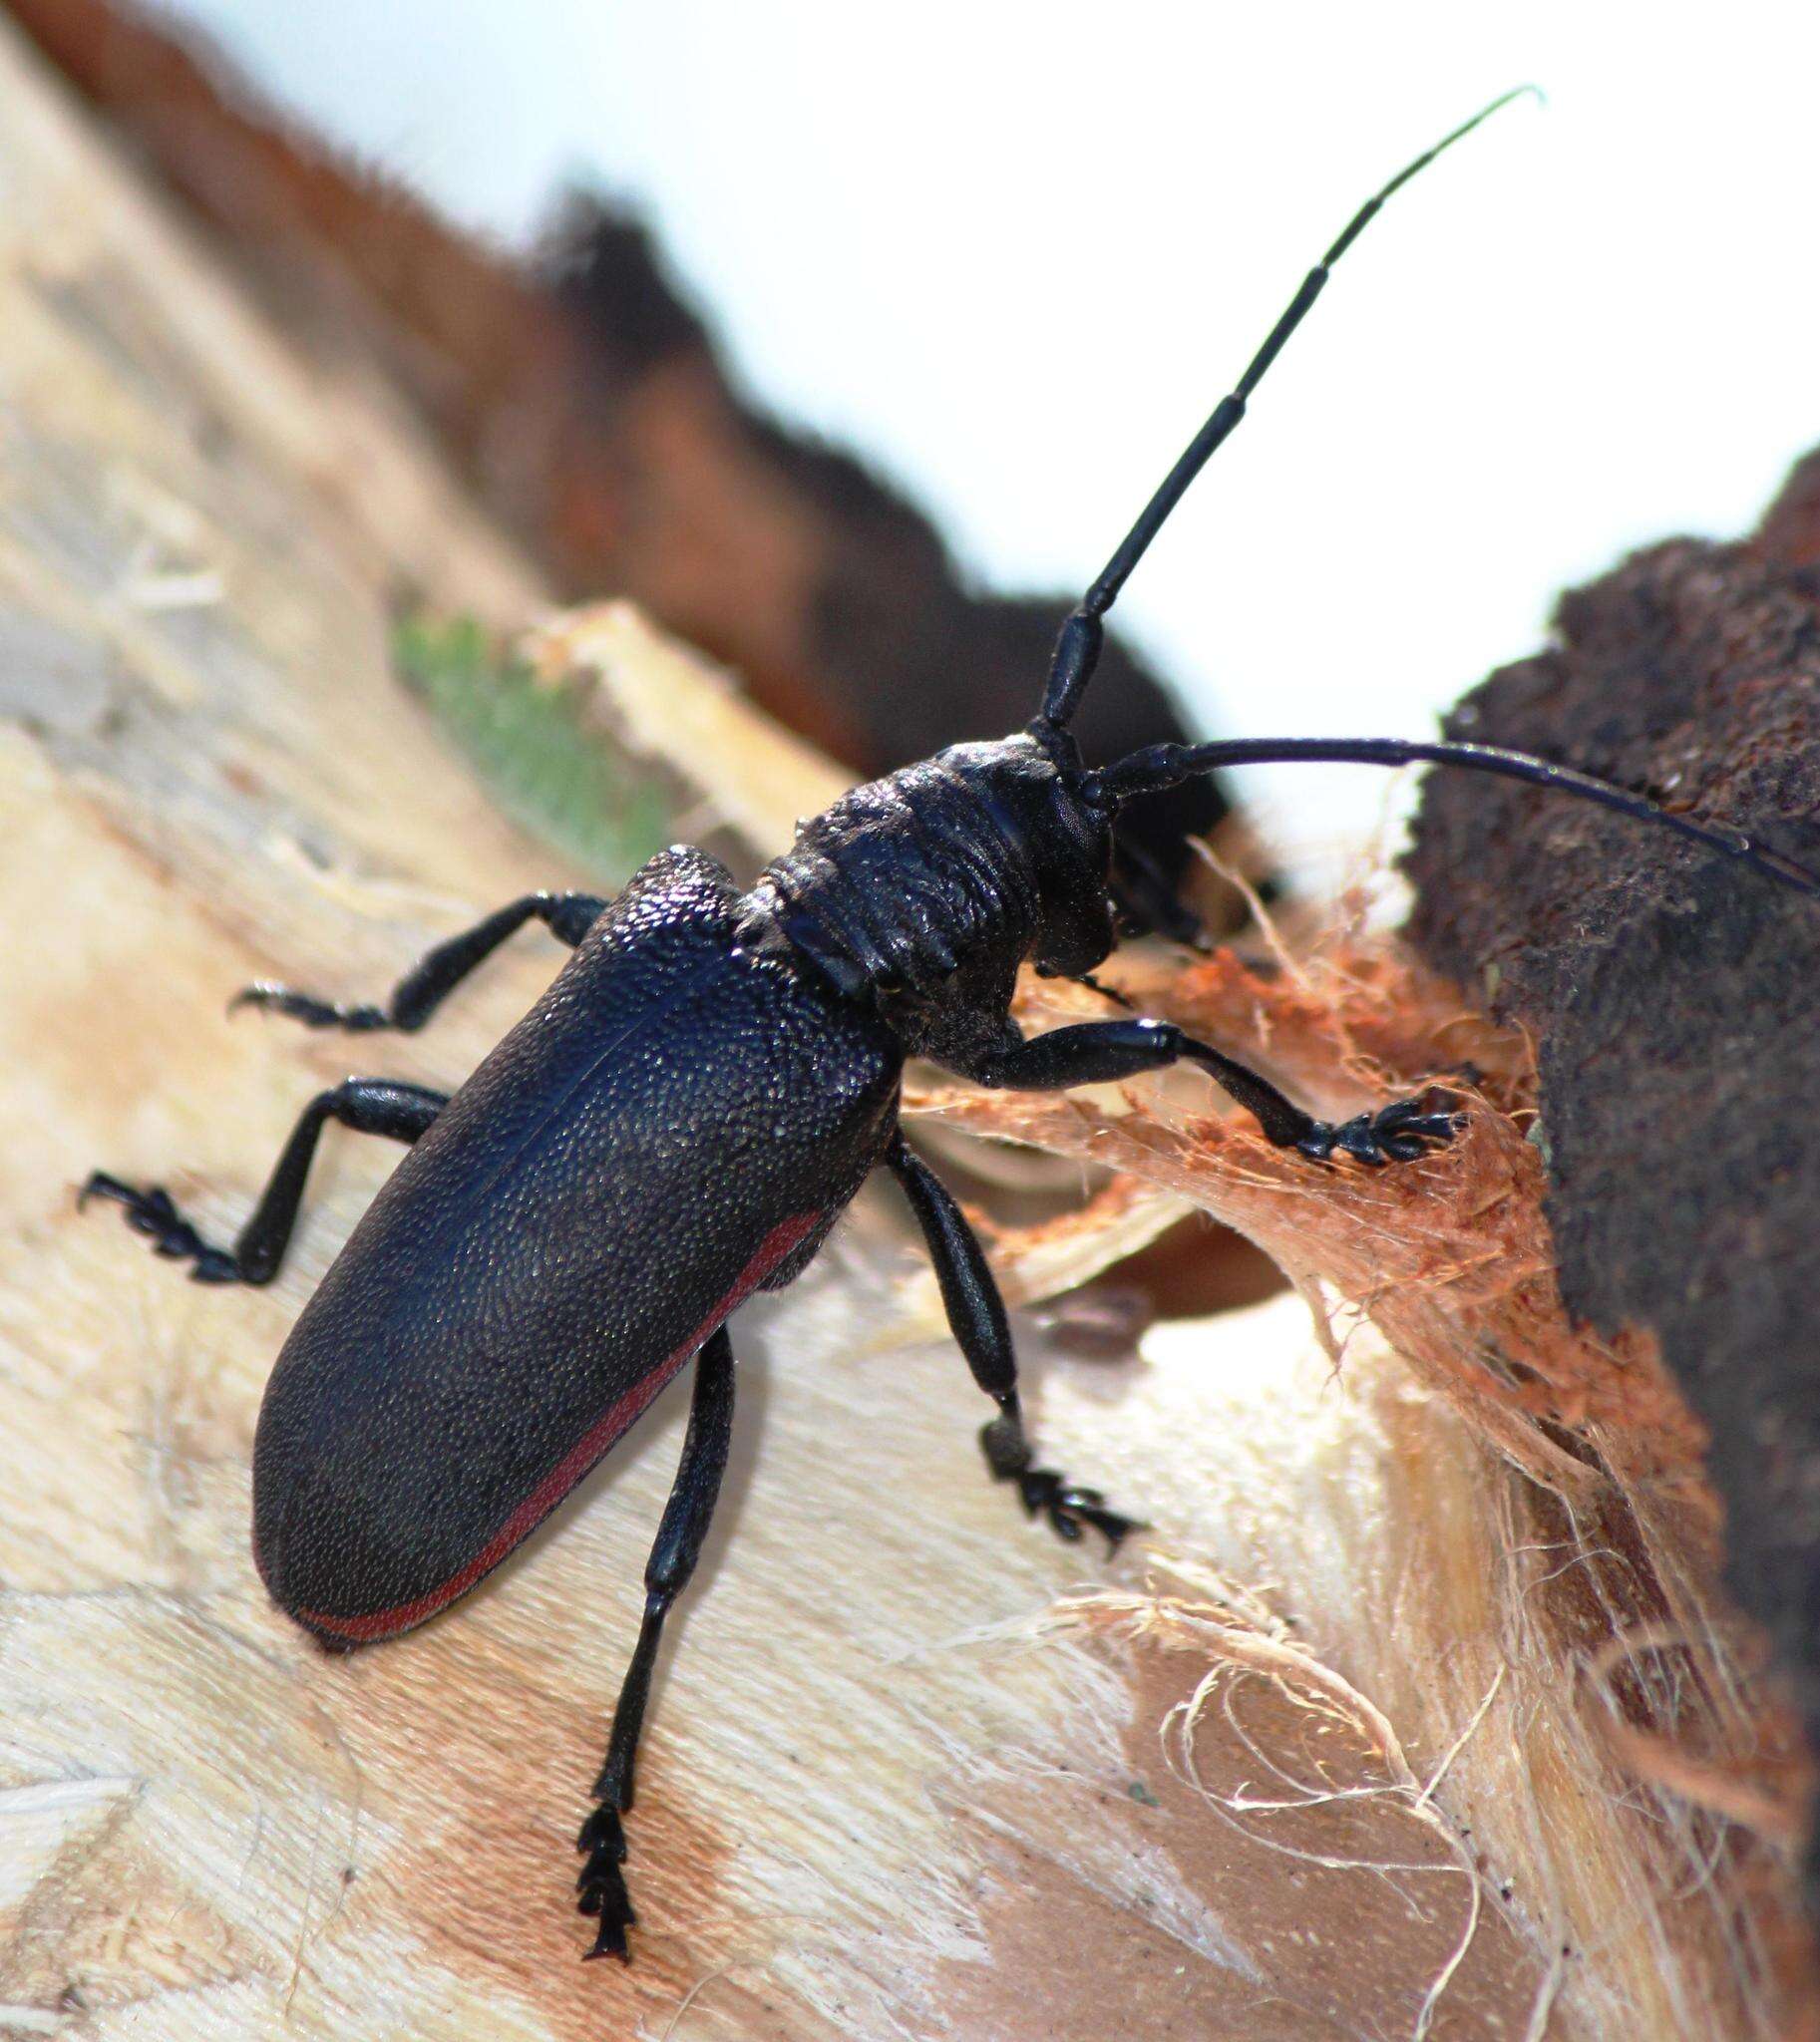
[[747, 735, 1115, 1055]]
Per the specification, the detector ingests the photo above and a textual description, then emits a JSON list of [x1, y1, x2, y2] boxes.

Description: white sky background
[[161, 1, 1820, 875]]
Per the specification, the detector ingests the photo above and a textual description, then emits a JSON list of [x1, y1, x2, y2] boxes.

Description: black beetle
[[83, 90, 1820, 1961]]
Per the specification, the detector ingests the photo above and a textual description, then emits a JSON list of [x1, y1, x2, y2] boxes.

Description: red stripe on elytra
[[299, 1209, 822, 1643]]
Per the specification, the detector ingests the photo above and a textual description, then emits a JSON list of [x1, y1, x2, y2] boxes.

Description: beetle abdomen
[[251, 849, 900, 1642]]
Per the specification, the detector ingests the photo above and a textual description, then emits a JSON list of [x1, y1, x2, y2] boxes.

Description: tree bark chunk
[[1405, 449, 1820, 1903]]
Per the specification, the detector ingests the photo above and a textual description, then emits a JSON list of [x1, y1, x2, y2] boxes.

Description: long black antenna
[[1033, 87, 1540, 734], [1078, 736, 1820, 900]]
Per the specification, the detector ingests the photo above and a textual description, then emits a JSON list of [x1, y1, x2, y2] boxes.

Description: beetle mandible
[[83, 89, 1820, 1961]]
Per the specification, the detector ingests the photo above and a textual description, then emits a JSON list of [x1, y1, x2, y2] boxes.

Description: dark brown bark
[[1405, 448, 1820, 1897]]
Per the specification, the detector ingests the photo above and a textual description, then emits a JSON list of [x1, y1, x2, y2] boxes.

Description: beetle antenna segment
[[1031, 86, 1540, 735], [1077, 736, 1820, 899]]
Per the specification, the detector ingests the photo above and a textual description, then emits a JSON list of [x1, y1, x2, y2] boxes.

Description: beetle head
[[943, 727, 1118, 977]]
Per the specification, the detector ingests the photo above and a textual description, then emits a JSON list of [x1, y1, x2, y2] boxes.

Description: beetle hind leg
[[78, 1173, 239, 1282], [577, 1325, 735, 1961]]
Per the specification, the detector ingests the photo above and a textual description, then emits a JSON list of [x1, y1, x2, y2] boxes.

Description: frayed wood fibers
[[881, 931, 1815, 2041]]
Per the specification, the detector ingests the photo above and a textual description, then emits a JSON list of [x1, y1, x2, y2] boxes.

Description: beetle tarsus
[[980, 1416, 1141, 1553], [78, 1172, 240, 1282], [575, 1803, 635, 1962], [230, 983, 393, 1032], [1290, 1094, 1463, 1167], [1018, 1466, 1141, 1551]]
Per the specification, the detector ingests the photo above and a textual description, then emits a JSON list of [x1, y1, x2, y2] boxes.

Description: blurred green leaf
[[395, 613, 671, 886]]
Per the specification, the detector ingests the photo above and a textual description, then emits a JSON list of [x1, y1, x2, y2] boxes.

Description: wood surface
[[0, 22, 1810, 2039]]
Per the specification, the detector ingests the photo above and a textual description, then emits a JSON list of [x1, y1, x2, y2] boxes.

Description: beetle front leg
[[883, 1134, 1138, 1551], [963, 1019, 1459, 1167], [81, 1077, 447, 1283], [233, 890, 608, 1034], [578, 1325, 735, 1962]]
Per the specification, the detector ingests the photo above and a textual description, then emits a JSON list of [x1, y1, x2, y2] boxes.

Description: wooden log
[[0, 19, 1812, 2039]]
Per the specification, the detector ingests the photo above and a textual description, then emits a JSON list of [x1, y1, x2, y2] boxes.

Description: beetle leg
[[80, 1077, 447, 1284], [577, 1324, 735, 1963], [232, 890, 608, 1033], [884, 1134, 1140, 1552], [960, 1019, 1461, 1167]]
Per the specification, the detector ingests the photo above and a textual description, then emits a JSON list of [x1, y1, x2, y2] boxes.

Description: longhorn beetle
[[83, 90, 1820, 1961]]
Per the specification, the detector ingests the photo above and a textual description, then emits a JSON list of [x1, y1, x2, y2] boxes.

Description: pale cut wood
[[0, 19, 1810, 2041]]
